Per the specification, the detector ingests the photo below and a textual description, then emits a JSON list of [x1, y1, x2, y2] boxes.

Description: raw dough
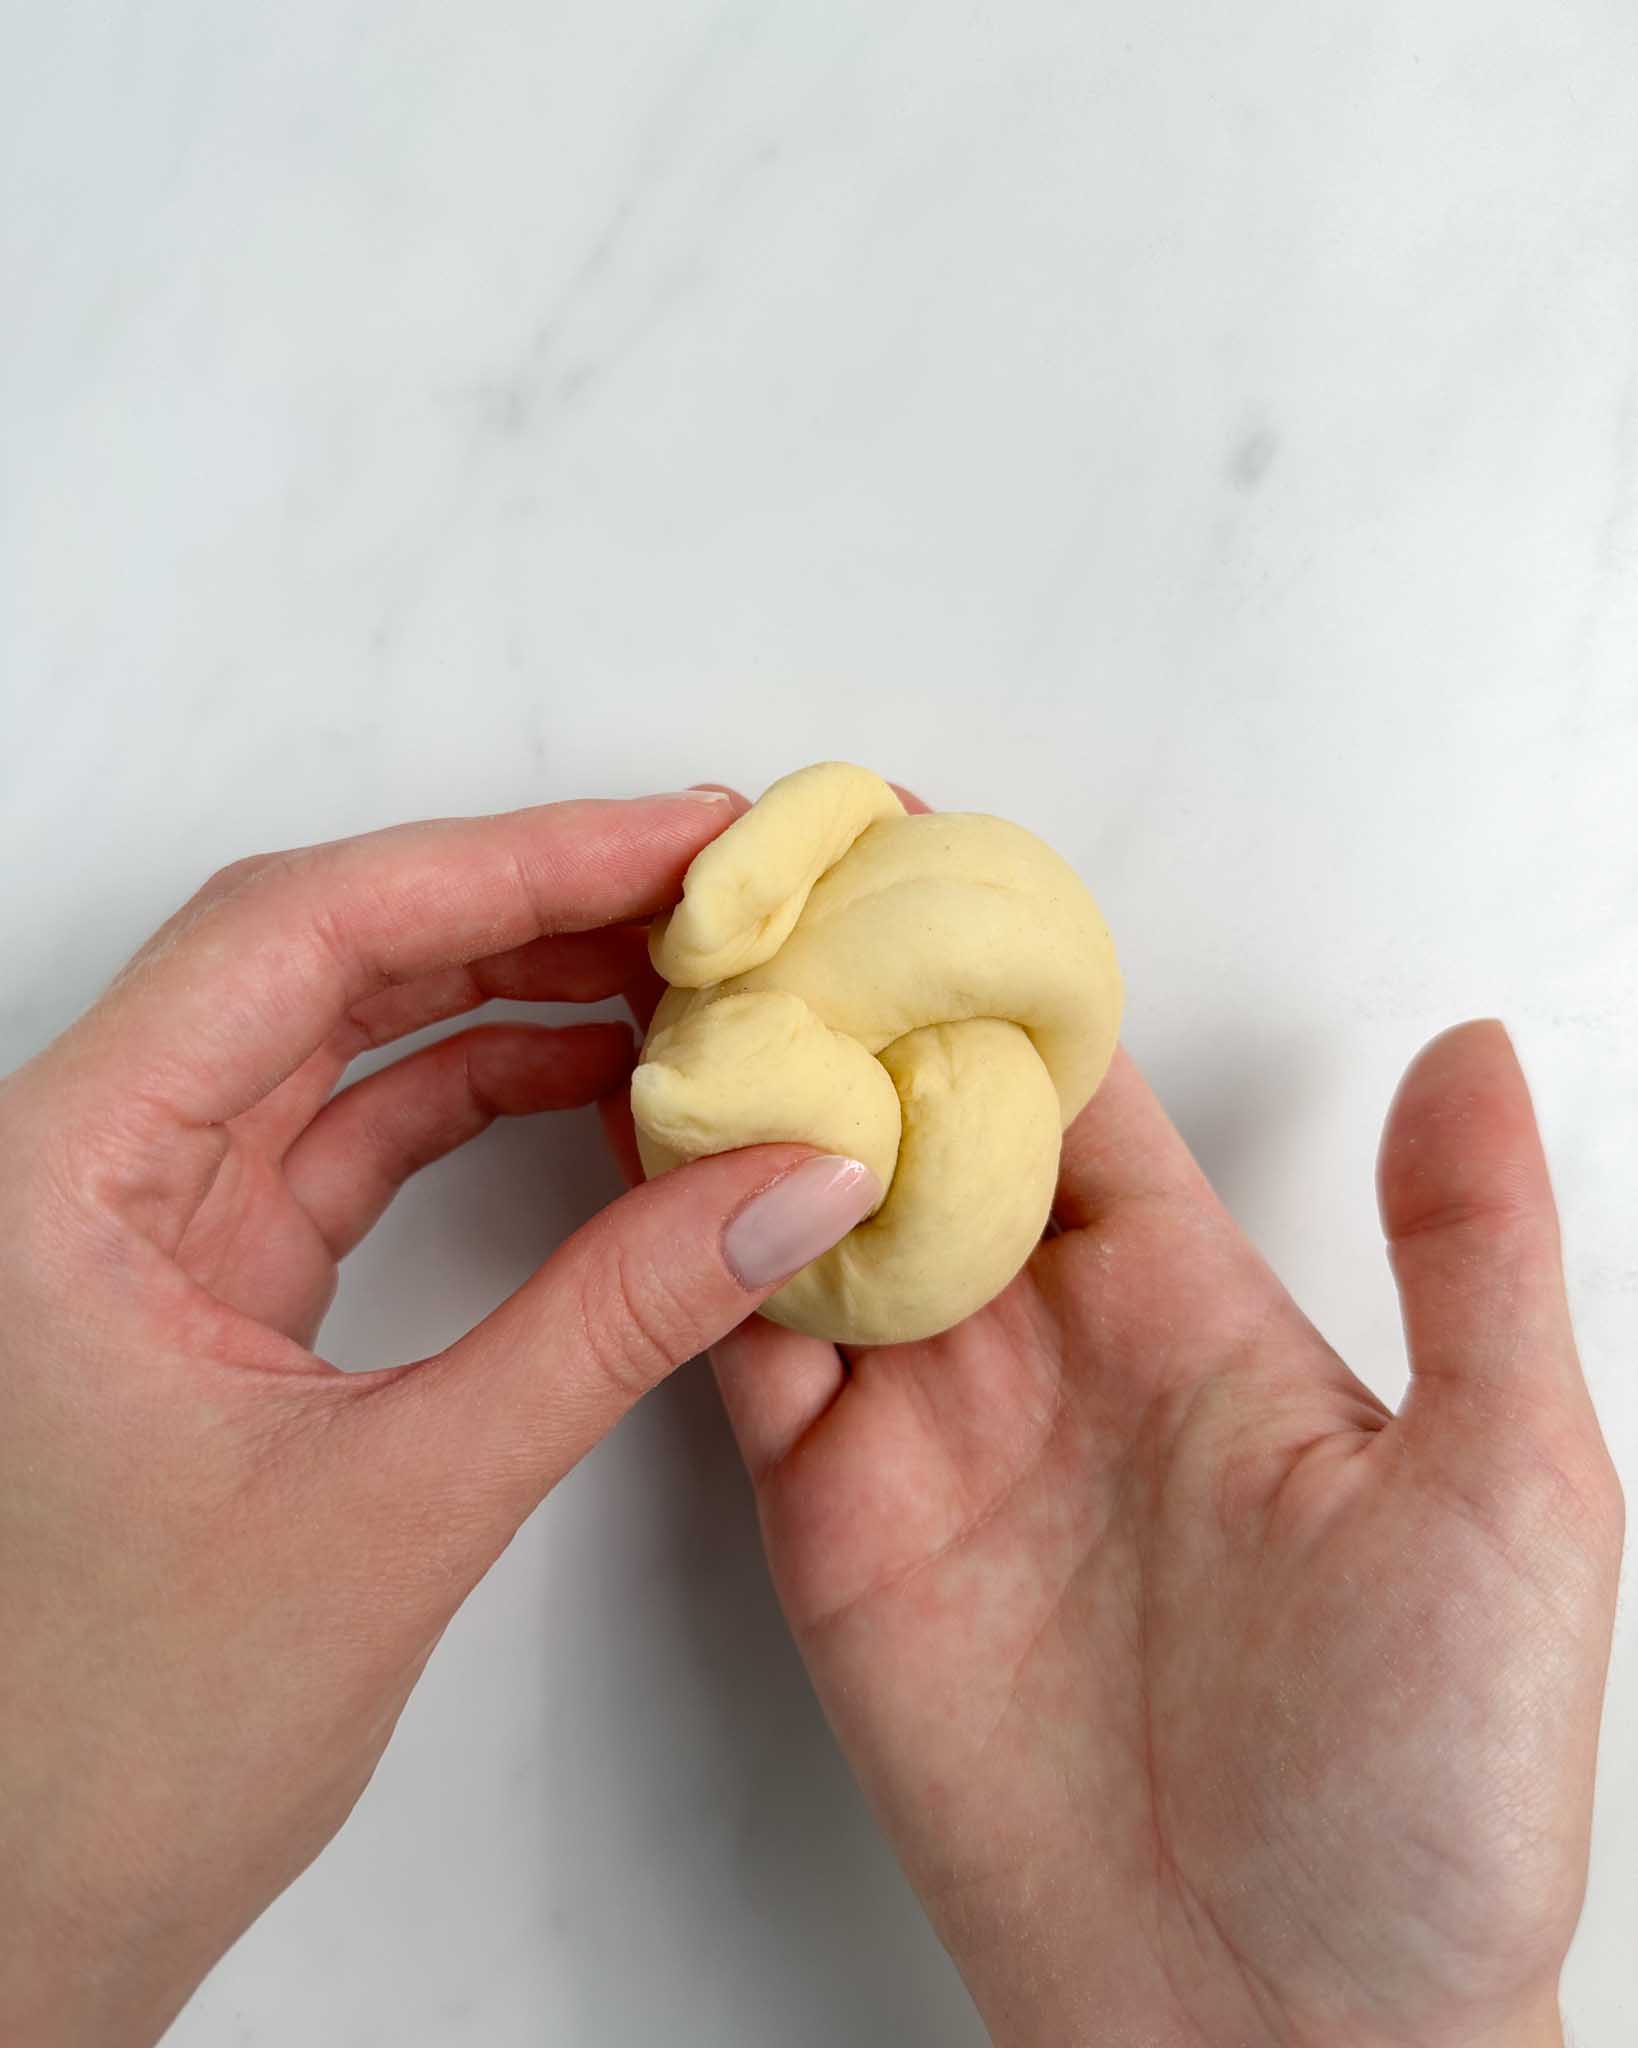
[[631, 762, 1123, 1344]]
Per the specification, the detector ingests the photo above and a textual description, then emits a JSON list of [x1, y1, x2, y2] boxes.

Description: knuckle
[[192, 850, 293, 915], [207, 852, 275, 893], [0, 1104, 127, 1308], [1580, 1439, 1626, 1547], [119, 852, 292, 978], [1502, 1425, 1625, 1572], [195, 847, 320, 922], [1388, 1191, 1542, 1253], [574, 1244, 695, 1406]]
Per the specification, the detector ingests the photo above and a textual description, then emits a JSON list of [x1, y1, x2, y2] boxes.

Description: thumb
[[1376, 1018, 1587, 1424], [367, 1145, 876, 1522]]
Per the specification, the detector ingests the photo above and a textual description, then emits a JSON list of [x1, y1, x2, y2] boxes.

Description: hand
[[0, 792, 881, 2048], [691, 1006, 1621, 2039]]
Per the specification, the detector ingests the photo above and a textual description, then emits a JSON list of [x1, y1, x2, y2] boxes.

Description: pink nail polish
[[723, 1156, 881, 1291]]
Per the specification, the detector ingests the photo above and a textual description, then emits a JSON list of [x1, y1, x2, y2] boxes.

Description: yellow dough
[[631, 762, 1123, 1345]]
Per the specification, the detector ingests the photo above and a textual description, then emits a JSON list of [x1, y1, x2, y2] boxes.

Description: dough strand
[[632, 762, 1123, 1345]]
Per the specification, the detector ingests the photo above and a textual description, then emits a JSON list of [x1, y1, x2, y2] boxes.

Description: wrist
[[1374, 1989, 1566, 2048], [1305, 1988, 1566, 2048], [1448, 1993, 1565, 2048], [0, 1882, 207, 2048], [963, 1946, 1565, 2048], [1, 1949, 195, 2048]]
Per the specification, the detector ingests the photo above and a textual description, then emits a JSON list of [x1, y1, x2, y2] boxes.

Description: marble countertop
[[3, 1, 1635, 2040]]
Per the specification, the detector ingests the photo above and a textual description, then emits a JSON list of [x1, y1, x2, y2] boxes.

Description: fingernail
[[656, 788, 733, 806], [723, 1156, 881, 1291]]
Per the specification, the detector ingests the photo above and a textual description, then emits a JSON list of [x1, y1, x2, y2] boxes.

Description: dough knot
[[631, 762, 1123, 1344]]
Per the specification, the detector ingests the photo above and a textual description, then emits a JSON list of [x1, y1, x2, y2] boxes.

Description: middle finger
[[239, 923, 653, 1155]]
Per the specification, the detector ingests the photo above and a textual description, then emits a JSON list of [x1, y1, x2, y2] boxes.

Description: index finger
[[70, 791, 742, 1128]]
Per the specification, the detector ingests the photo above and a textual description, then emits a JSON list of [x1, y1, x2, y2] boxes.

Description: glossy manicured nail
[[723, 1156, 882, 1291]]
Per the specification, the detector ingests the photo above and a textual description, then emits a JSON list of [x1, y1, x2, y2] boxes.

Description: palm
[[713, 1040, 1621, 2047], [172, 1111, 342, 1343], [136, 913, 650, 1349]]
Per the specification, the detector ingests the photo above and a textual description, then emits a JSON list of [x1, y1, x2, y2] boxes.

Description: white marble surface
[[4, 1, 1637, 2040]]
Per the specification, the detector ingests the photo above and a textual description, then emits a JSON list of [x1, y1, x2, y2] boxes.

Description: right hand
[[0, 789, 881, 2047], [705, 1014, 1622, 2048]]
